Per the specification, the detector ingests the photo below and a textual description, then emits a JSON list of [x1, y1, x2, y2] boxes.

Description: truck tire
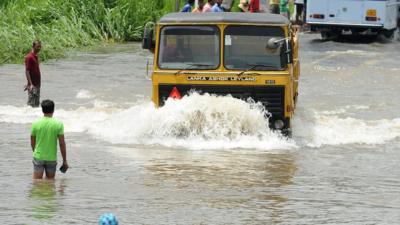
[[320, 31, 331, 40], [394, 27, 400, 41], [382, 29, 395, 39], [321, 31, 337, 41], [397, 20, 400, 41], [379, 28, 399, 41]]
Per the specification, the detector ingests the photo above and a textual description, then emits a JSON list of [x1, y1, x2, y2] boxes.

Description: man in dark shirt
[[25, 40, 42, 107]]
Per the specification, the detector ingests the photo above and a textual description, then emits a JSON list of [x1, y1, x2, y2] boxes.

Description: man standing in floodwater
[[25, 40, 42, 107], [31, 100, 68, 179]]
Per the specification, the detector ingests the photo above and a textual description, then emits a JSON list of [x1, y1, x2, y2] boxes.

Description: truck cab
[[143, 13, 300, 134]]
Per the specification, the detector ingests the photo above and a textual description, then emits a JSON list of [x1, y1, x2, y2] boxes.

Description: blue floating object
[[99, 213, 118, 225]]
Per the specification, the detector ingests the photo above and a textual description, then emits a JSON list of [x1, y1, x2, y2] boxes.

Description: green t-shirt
[[31, 117, 64, 161], [280, 0, 288, 13]]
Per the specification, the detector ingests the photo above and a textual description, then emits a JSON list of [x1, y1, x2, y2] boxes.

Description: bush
[[0, 0, 173, 64]]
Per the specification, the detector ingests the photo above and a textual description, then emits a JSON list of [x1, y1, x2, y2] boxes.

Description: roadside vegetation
[[0, 0, 176, 64]]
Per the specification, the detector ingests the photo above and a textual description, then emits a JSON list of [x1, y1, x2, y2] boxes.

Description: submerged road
[[0, 33, 399, 224]]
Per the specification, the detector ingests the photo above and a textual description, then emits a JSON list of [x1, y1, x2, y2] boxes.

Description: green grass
[[0, 0, 269, 64], [0, 0, 174, 64]]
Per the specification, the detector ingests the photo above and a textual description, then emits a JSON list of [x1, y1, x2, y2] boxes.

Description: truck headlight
[[274, 119, 285, 130]]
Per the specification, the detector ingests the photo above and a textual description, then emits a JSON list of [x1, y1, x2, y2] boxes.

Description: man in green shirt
[[31, 99, 68, 179]]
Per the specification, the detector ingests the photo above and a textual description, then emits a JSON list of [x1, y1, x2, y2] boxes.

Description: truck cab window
[[224, 25, 286, 70], [158, 26, 220, 70]]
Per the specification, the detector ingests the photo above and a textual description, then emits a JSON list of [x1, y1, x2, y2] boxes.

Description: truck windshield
[[158, 26, 220, 70], [224, 25, 286, 70]]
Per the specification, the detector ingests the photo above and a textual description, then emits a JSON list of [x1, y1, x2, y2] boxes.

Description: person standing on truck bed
[[294, 0, 304, 24], [202, 0, 215, 12], [211, 0, 224, 12], [280, 0, 290, 19], [181, 0, 195, 12], [192, 0, 205, 12], [270, 0, 280, 14], [238, 0, 249, 12], [249, 0, 260, 12]]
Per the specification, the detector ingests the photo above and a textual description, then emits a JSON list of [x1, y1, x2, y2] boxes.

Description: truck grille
[[158, 84, 285, 118]]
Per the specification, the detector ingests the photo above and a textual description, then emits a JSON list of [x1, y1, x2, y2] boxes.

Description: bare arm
[[25, 70, 33, 86], [31, 136, 36, 152], [58, 135, 67, 162], [58, 135, 69, 169]]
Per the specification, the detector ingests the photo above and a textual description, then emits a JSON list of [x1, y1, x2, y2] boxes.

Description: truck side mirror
[[266, 37, 283, 50], [142, 22, 155, 51], [267, 37, 293, 64]]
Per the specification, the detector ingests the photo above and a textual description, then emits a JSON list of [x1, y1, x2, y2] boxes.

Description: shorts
[[28, 86, 40, 107], [33, 158, 57, 174]]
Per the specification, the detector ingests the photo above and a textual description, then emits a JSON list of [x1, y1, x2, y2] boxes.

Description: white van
[[306, 0, 400, 39]]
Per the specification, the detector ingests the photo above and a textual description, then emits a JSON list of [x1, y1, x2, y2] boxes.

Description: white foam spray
[[293, 109, 400, 147], [76, 89, 95, 99], [86, 93, 295, 150], [1, 95, 398, 150]]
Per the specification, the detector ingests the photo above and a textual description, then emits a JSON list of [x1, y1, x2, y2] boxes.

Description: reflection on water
[[144, 152, 296, 223], [28, 180, 65, 221]]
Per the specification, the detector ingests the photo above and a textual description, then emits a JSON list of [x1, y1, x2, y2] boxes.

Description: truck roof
[[159, 12, 290, 25]]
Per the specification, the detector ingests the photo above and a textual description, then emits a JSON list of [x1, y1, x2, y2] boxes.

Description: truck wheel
[[382, 29, 395, 39], [282, 128, 292, 137], [379, 28, 399, 41], [321, 31, 330, 40], [321, 31, 337, 41], [395, 26, 400, 41]]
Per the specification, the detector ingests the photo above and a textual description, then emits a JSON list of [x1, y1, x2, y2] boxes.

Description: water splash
[[1, 96, 398, 150], [325, 50, 378, 57], [76, 89, 94, 99], [293, 109, 400, 147], [87, 93, 294, 150]]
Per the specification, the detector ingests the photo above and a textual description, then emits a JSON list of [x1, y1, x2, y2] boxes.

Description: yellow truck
[[142, 12, 300, 134]]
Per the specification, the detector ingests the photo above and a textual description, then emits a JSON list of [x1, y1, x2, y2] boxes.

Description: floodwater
[[0, 33, 399, 225]]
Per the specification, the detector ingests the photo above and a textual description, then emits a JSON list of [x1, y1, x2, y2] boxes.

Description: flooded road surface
[[0, 34, 399, 224]]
